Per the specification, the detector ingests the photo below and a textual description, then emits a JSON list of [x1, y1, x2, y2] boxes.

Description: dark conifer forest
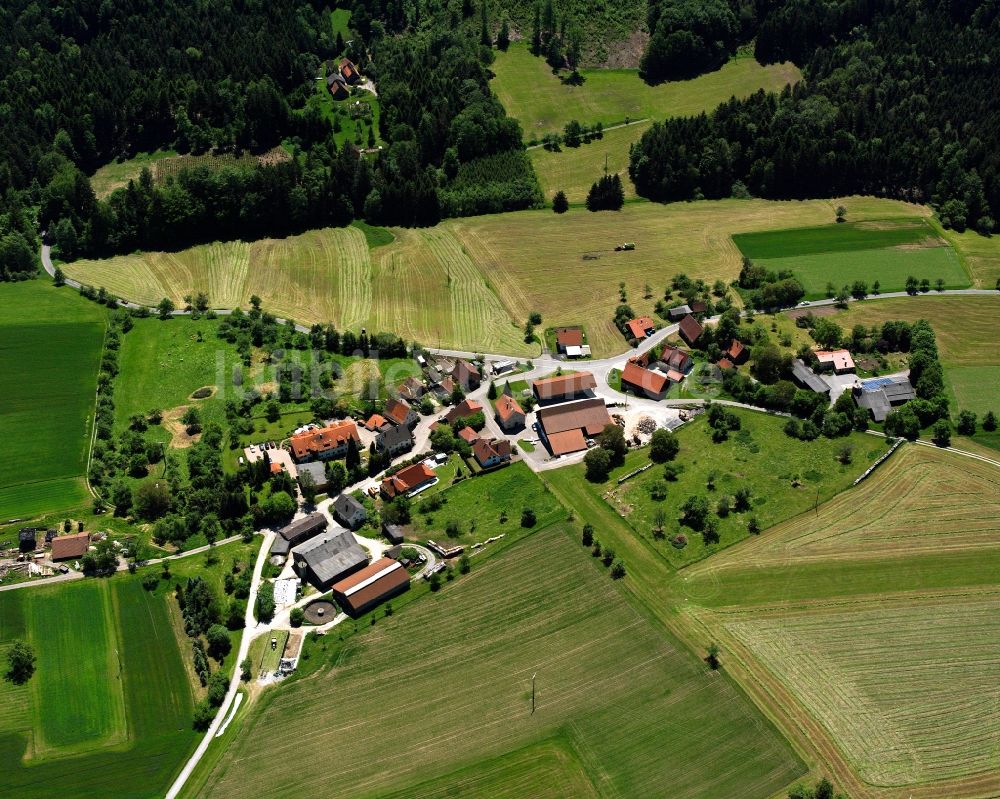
[[630, 0, 1000, 234]]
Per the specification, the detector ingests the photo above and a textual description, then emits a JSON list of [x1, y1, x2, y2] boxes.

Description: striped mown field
[[64, 196, 937, 358], [675, 443, 1000, 797], [195, 524, 803, 799]]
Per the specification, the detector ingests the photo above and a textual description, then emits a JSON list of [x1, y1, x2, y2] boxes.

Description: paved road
[[165, 530, 273, 799]]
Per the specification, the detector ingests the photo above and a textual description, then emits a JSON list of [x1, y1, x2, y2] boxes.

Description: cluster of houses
[[788, 347, 916, 421], [269, 511, 409, 616], [326, 57, 362, 100], [620, 345, 693, 401], [527, 371, 615, 457]]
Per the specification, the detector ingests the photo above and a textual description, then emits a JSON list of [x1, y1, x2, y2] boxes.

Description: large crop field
[[191, 524, 803, 799], [491, 45, 800, 140], [64, 197, 947, 359], [0, 577, 196, 797], [675, 444, 1000, 797], [0, 281, 106, 519], [823, 295, 1000, 415], [733, 218, 970, 298]]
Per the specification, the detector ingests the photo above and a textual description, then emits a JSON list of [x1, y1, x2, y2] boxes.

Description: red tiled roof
[[384, 397, 413, 426], [332, 557, 409, 613], [678, 314, 703, 343], [626, 316, 656, 340], [621, 361, 669, 394], [458, 426, 479, 444], [555, 327, 584, 347], [453, 360, 480, 384], [444, 399, 483, 424], [51, 532, 89, 560], [365, 414, 388, 431], [726, 339, 746, 360], [718, 358, 735, 370], [666, 369, 685, 382], [270, 462, 284, 474], [289, 420, 360, 460], [381, 462, 436, 498], [472, 437, 511, 465], [815, 349, 856, 371], [494, 393, 524, 422], [532, 372, 597, 400]]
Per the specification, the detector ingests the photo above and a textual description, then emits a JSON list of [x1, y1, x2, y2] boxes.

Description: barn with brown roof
[[620, 361, 669, 400], [384, 397, 419, 429], [677, 314, 704, 346], [532, 372, 597, 402], [50, 532, 89, 561], [332, 557, 410, 616], [724, 339, 748, 365], [452, 360, 481, 391], [339, 58, 360, 84], [536, 398, 612, 456]]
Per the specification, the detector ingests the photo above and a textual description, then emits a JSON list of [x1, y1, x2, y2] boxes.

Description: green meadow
[[732, 218, 970, 297], [0, 577, 196, 798], [0, 281, 106, 519], [491, 44, 801, 140]]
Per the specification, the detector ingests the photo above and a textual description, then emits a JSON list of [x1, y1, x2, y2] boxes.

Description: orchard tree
[[6, 640, 36, 684]]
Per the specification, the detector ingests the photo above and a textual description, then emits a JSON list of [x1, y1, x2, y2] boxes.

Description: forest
[[629, 0, 1000, 233], [1, 0, 539, 272]]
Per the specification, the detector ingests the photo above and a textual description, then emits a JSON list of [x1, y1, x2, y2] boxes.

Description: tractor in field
[[614, 242, 636, 251]]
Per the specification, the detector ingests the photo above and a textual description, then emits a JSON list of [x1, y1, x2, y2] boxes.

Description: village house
[[667, 304, 692, 321], [381, 462, 437, 499], [452, 359, 481, 391], [723, 339, 749, 365], [333, 494, 367, 530], [494, 389, 525, 432], [364, 413, 390, 432], [444, 398, 483, 425], [289, 420, 360, 462], [458, 426, 480, 445], [536, 398, 613, 456], [398, 376, 425, 402], [472, 437, 512, 469], [626, 316, 657, 341], [621, 360, 670, 401], [532, 371, 597, 403], [327, 71, 349, 99], [376, 424, 414, 457], [815, 349, 856, 374], [554, 327, 585, 357], [332, 557, 410, 617], [339, 57, 361, 84], [657, 344, 693, 375], [677, 314, 704, 346], [384, 397, 419, 430]]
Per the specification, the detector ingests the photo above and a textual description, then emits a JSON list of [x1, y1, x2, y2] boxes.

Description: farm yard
[[823, 295, 1000, 416], [188, 524, 804, 799], [732, 218, 970, 298], [491, 45, 801, 141], [0, 577, 196, 798], [0, 281, 106, 519]]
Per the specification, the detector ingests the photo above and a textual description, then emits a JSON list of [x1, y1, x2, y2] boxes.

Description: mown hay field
[[826, 295, 1000, 414], [0, 281, 106, 519], [64, 197, 939, 359], [673, 444, 1000, 796], [0, 577, 196, 798], [724, 596, 1000, 787], [529, 120, 649, 203], [491, 45, 801, 139], [196, 524, 803, 799], [447, 196, 928, 356]]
